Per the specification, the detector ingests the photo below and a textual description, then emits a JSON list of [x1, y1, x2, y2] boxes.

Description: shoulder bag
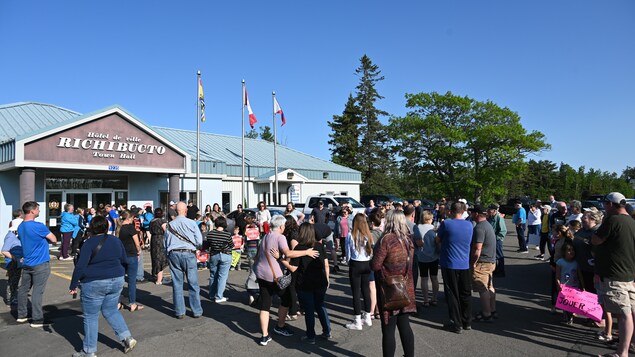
[[264, 238, 292, 290], [73, 234, 108, 266], [379, 235, 412, 310]]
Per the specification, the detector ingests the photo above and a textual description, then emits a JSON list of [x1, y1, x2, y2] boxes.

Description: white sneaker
[[215, 297, 228, 303], [59, 256, 73, 261], [345, 315, 362, 330], [362, 312, 372, 327], [124, 336, 137, 353]]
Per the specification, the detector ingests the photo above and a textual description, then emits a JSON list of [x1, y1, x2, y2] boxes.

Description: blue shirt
[[512, 207, 527, 225], [1, 231, 23, 267], [69, 234, 127, 290], [60, 211, 80, 238], [17, 220, 52, 267], [414, 223, 438, 263], [438, 219, 473, 269], [164, 215, 203, 253], [108, 210, 119, 232]]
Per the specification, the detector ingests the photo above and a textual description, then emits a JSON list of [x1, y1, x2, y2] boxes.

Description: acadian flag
[[273, 97, 286, 126], [198, 77, 205, 122], [244, 85, 257, 128]]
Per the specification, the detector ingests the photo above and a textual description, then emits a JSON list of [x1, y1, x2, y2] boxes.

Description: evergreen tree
[[259, 126, 275, 143], [354, 55, 395, 194], [327, 94, 361, 169], [245, 128, 258, 139]]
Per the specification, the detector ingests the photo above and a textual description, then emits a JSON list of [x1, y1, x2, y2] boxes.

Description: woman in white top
[[527, 203, 542, 249], [283, 202, 305, 223], [345, 213, 374, 330], [255, 201, 272, 238]]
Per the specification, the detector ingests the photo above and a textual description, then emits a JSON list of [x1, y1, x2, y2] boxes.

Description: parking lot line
[[51, 271, 72, 281]]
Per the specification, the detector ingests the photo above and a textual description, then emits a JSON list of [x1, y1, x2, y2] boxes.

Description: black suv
[[499, 197, 536, 216]]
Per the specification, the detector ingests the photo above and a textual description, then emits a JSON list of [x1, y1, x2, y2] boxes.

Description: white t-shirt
[[9, 218, 23, 232], [527, 209, 541, 225], [566, 213, 582, 223]]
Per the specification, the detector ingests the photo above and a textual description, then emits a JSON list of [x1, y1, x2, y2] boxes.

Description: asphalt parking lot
[[0, 220, 622, 356]]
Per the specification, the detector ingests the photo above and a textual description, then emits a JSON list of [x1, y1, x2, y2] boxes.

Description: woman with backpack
[[69, 215, 137, 356], [141, 206, 154, 249]]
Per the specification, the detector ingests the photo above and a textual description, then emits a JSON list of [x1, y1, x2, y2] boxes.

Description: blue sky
[[1, 1, 633, 175]]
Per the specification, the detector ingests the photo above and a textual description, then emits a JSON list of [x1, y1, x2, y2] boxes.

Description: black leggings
[[380, 313, 414, 357], [348, 260, 371, 315], [539, 231, 550, 255]]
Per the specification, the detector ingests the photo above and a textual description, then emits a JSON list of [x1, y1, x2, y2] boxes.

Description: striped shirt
[[206, 229, 233, 255]]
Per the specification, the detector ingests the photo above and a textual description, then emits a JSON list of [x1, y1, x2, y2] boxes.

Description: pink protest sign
[[556, 285, 603, 321]]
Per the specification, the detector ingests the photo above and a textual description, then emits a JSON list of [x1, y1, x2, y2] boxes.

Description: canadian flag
[[244, 86, 257, 128], [273, 97, 286, 126]]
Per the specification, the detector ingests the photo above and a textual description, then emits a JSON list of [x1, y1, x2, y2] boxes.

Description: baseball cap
[[469, 204, 487, 215], [603, 192, 626, 205], [169, 200, 177, 205], [487, 203, 499, 210], [458, 198, 467, 204]]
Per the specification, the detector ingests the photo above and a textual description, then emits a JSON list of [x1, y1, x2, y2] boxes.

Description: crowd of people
[[3, 192, 635, 357]]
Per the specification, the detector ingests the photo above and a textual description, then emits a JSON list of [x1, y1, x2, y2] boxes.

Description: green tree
[[354, 55, 396, 194], [259, 126, 274, 142], [245, 128, 258, 139], [389, 91, 550, 203], [327, 94, 362, 169], [623, 166, 635, 181]]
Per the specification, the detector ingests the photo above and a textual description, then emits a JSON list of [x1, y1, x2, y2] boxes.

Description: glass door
[[66, 192, 89, 212], [46, 191, 62, 239], [92, 192, 113, 210]]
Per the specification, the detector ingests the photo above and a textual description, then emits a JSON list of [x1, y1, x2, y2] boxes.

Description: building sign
[[56, 133, 167, 160], [24, 113, 185, 170], [288, 183, 301, 203]]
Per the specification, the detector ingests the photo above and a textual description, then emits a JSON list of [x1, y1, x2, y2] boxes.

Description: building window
[[46, 174, 128, 189]]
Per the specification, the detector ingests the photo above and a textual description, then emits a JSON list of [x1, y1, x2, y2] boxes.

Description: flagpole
[[241, 80, 246, 208], [272, 91, 279, 206], [196, 70, 201, 209]]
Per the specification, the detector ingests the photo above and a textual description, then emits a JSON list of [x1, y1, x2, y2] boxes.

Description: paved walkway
[[0, 220, 620, 356]]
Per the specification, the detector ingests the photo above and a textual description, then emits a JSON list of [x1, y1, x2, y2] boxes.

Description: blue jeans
[[297, 288, 331, 339], [80, 277, 131, 354], [168, 251, 203, 317], [125, 256, 138, 304], [17, 262, 50, 321], [495, 239, 505, 274], [515, 224, 527, 250], [136, 252, 145, 281], [209, 253, 232, 300]]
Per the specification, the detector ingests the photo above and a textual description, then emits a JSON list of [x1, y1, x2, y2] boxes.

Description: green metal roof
[[0, 102, 80, 144], [152, 127, 360, 177]]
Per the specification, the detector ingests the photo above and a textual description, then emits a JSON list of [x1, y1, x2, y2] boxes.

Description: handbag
[[264, 239, 292, 290], [379, 235, 412, 311]]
